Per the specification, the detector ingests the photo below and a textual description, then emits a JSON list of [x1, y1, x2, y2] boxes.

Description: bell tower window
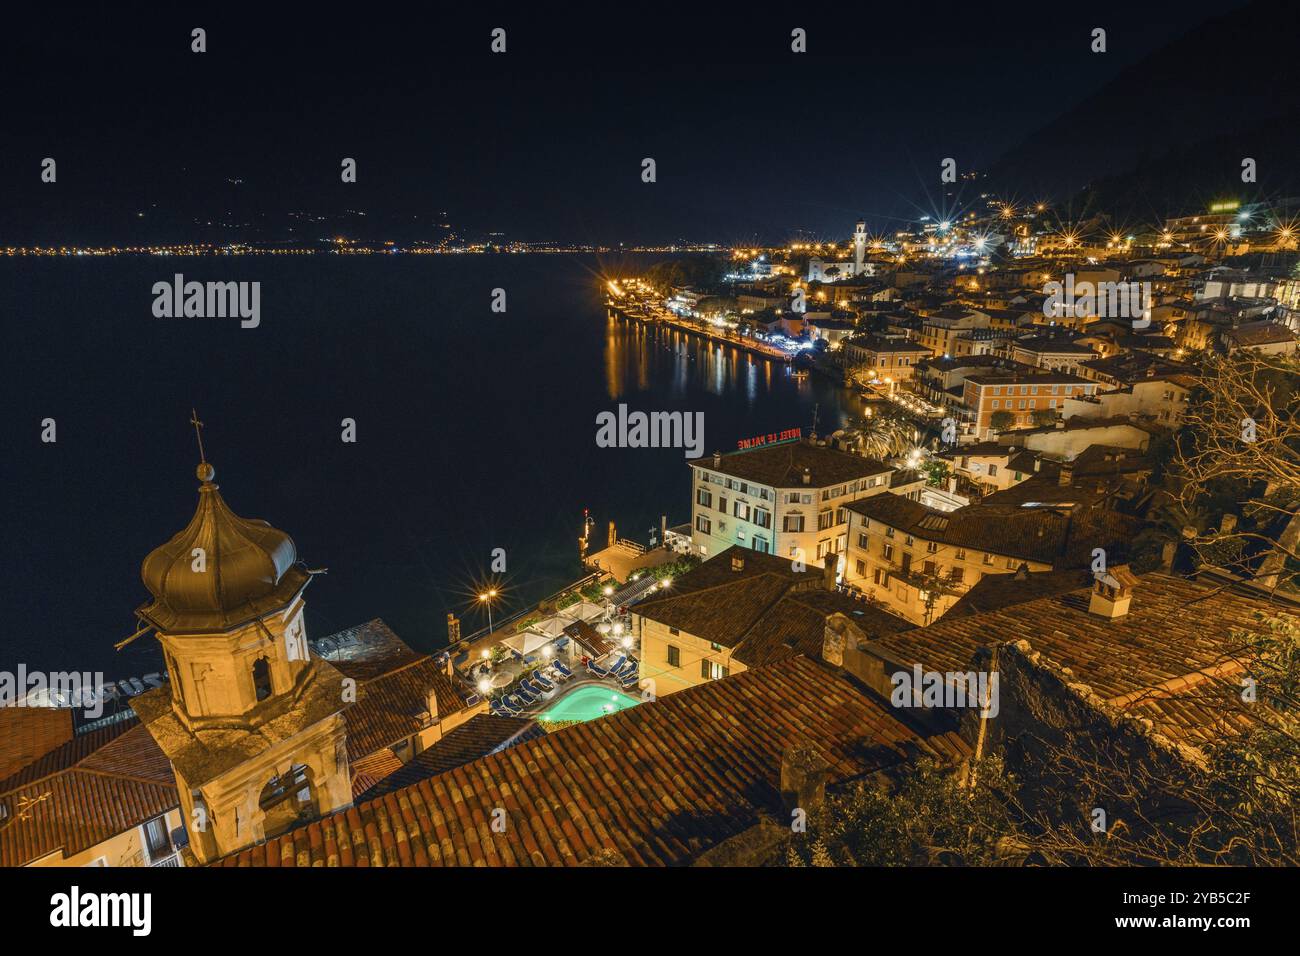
[[252, 657, 273, 702]]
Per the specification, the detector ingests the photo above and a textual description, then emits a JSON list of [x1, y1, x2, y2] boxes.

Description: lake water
[[0, 254, 853, 678]]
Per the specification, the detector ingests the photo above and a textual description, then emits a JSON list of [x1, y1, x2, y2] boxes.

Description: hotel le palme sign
[[736, 427, 802, 451]]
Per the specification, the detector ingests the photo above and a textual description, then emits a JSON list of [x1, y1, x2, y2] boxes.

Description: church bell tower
[[130, 443, 352, 864]]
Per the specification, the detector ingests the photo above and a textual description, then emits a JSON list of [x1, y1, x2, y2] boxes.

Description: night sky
[[0, 1, 1258, 246]]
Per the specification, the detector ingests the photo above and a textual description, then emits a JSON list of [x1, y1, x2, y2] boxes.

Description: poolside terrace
[[447, 599, 644, 720]]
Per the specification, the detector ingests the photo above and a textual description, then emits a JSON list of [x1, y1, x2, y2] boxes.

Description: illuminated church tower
[[130, 449, 352, 865], [853, 219, 867, 274]]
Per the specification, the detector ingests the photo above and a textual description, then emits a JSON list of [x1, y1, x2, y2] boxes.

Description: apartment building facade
[[841, 493, 1059, 625], [842, 336, 933, 384], [689, 440, 897, 572], [962, 372, 1098, 438]]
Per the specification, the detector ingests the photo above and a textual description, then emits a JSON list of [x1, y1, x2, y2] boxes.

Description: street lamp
[[478, 588, 499, 635]]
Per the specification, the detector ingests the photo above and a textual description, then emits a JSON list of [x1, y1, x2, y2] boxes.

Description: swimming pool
[[536, 684, 642, 723]]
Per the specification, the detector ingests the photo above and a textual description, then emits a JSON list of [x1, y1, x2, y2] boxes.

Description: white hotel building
[[689, 439, 922, 573]]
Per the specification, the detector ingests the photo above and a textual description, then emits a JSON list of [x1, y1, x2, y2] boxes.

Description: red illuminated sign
[[736, 427, 801, 451]]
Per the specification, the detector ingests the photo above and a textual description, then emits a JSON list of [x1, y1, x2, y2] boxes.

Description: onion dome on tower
[[137, 461, 310, 634]]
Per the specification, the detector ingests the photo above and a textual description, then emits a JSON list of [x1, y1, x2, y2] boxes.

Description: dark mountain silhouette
[[985, 0, 1300, 219]]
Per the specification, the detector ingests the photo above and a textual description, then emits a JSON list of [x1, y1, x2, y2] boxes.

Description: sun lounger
[[541, 665, 565, 683]]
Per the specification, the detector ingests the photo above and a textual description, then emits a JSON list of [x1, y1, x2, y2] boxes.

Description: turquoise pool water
[[537, 685, 642, 723]]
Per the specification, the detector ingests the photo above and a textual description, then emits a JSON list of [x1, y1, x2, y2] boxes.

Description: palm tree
[[857, 412, 914, 460]]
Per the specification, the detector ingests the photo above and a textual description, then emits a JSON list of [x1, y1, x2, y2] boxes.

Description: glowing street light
[[478, 588, 499, 635]]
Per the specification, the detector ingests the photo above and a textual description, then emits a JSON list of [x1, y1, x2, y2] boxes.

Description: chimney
[[1033, 457, 1041, 473], [1219, 513, 1238, 535], [1059, 463, 1074, 486], [802, 467, 811, 485], [446, 613, 461, 648], [712, 450, 721, 467], [822, 553, 838, 591], [1089, 565, 1138, 619], [426, 686, 440, 724], [780, 741, 831, 814], [731, 553, 746, 573]]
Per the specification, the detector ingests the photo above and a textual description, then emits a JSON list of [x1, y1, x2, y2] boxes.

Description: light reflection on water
[[604, 311, 851, 441]]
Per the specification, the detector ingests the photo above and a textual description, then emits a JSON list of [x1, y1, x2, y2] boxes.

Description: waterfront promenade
[[608, 300, 793, 363]]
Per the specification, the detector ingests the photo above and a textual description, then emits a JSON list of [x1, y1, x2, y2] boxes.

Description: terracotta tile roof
[[0, 721, 177, 867], [0, 718, 133, 792], [633, 572, 795, 649], [1118, 681, 1272, 747], [848, 492, 1139, 567], [847, 336, 932, 354], [976, 471, 1150, 517], [698, 440, 892, 489], [0, 707, 74, 782], [944, 568, 1094, 619], [358, 715, 544, 800], [1068, 444, 1155, 477], [732, 590, 912, 668], [1080, 352, 1195, 384], [871, 573, 1279, 705], [350, 749, 405, 799], [1224, 320, 1297, 347], [216, 656, 950, 867], [313, 620, 475, 762], [343, 654, 475, 761], [648, 545, 820, 595]]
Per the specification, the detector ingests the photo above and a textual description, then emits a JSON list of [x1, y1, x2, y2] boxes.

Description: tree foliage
[[786, 757, 1019, 867], [1158, 352, 1300, 593]]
